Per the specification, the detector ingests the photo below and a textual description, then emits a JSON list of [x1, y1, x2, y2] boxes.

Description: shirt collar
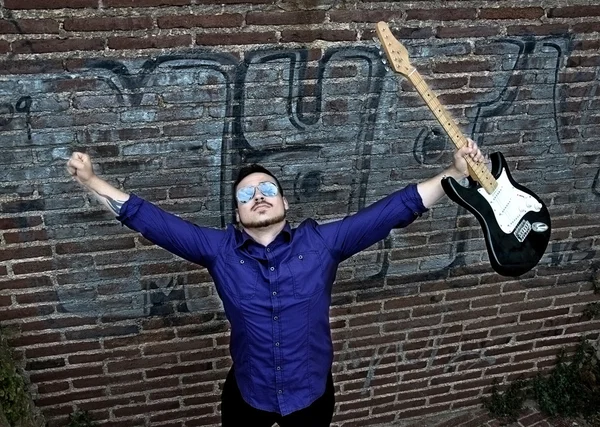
[[235, 222, 292, 249]]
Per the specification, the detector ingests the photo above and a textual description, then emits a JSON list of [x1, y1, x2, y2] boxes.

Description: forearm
[[416, 166, 465, 209], [82, 176, 130, 216]]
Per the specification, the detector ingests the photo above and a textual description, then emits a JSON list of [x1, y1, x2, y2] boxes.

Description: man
[[66, 140, 486, 427]]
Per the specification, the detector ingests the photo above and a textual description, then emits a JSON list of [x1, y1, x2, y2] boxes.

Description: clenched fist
[[66, 152, 95, 186]]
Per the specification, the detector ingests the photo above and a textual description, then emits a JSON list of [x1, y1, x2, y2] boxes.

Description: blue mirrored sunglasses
[[236, 181, 279, 204]]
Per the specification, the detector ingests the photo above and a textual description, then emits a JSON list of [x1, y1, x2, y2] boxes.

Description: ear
[[283, 197, 289, 211], [235, 209, 240, 223]]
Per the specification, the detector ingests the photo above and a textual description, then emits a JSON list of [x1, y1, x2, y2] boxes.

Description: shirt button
[[272, 291, 277, 296], [277, 366, 281, 371], [270, 266, 275, 271], [275, 342, 279, 347], [298, 255, 303, 260], [266, 248, 271, 252], [273, 316, 278, 321], [239, 260, 244, 264], [278, 390, 283, 394]]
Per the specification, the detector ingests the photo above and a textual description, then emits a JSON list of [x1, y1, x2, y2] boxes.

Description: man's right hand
[[67, 152, 95, 186]]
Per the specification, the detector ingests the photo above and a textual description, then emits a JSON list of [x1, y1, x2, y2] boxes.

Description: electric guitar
[[375, 22, 551, 277]]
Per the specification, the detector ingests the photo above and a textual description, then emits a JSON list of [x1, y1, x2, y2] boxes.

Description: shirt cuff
[[404, 183, 428, 218], [116, 193, 143, 222]]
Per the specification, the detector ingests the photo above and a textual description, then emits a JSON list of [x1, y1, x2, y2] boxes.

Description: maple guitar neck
[[404, 67, 497, 194]]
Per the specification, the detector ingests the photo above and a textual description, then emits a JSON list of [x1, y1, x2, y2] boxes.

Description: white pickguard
[[477, 169, 543, 235]]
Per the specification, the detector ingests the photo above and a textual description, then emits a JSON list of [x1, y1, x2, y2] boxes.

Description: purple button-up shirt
[[117, 184, 427, 415]]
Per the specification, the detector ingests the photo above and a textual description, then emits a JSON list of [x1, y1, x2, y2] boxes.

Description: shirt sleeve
[[315, 184, 428, 262], [117, 194, 226, 267]]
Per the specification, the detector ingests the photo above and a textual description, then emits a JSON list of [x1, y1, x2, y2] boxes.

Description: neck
[[242, 221, 286, 247]]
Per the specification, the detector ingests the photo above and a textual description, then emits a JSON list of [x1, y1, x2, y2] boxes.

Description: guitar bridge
[[514, 219, 531, 243]]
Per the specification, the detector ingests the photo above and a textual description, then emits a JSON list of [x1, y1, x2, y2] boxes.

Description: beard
[[239, 210, 286, 229]]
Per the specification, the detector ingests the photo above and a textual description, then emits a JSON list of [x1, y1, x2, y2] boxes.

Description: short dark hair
[[233, 164, 284, 198]]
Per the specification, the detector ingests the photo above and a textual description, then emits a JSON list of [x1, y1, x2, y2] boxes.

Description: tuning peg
[[381, 58, 388, 65]]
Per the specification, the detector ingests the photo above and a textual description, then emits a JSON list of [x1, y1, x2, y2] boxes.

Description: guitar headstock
[[375, 22, 414, 77]]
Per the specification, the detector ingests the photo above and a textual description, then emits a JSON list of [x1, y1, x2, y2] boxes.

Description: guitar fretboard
[[407, 69, 497, 194]]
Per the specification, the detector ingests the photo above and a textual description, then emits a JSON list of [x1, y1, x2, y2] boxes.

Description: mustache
[[252, 201, 273, 211]]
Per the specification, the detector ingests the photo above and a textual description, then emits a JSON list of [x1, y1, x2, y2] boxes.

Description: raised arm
[[66, 152, 225, 267], [417, 138, 486, 208], [66, 152, 129, 215]]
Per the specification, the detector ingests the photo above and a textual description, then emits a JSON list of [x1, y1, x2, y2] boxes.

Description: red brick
[[196, 32, 277, 45], [0, 295, 12, 307], [55, 237, 135, 254], [144, 338, 213, 355], [37, 381, 70, 395], [0, 216, 42, 230], [195, 0, 271, 3], [103, 0, 189, 6], [158, 14, 243, 29], [20, 316, 96, 332], [0, 19, 60, 34], [104, 330, 176, 349], [406, 8, 477, 21], [0, 305, 55, 321], [246, 11, 325, 25], [64, 16, 154, 31], [4, 0, 97, 8], [443, 307, 498, 324], [26, 341, 101, 359], [12, 260, 55, 275], [573, 22, 600, 34], [4, 229, 48, 244], [365, 26, 434, 40], [77, 395, 145, 414], [436, 25, 502, 38], [12, 38, 104, 54], [280, 29, 356, 43], [330, 10, 403, 23], [9, 332, 62, 347], [0, 245, 52, 262], [69, 349, 140, 365], [36, 388, 106, 407], [113, 401, 180, 418], [507, 24, 571, 36], [108, 35, 192, 50], [0, 60, 65, 75], [111, 376, 177, 395], [479, 7, 544, 19], [0, 40, 10, 53], [549, 5, 600, 18], [485, 361, 535, 376], [15, 290, 58, 305], [107, 355, 178, 373]]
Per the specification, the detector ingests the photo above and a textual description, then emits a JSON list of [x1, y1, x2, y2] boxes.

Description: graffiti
[[0, 95, 32, 139], [0, 35, 599, 320], [549, 241, 597, 267], [336, 326, 495, 394]]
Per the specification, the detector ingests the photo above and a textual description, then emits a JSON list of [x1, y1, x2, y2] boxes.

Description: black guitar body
[[442, 152, 551, 277]]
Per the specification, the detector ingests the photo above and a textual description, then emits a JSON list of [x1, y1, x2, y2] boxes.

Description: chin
[[240, 212, 286, 229]]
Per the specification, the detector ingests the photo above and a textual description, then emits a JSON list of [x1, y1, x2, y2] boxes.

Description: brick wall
[[0, 1, 599, 426]]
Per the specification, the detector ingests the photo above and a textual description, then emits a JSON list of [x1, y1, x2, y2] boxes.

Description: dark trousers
[[221, 367, 335, 427]]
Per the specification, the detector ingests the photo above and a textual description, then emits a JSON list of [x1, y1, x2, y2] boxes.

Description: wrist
[[82, 174, 101, 190], [444, 166, 466, 180]]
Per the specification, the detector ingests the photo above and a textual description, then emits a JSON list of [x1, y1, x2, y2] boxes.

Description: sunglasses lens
[[258, 182, 278, 197], [236, 186, 255, 204]]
